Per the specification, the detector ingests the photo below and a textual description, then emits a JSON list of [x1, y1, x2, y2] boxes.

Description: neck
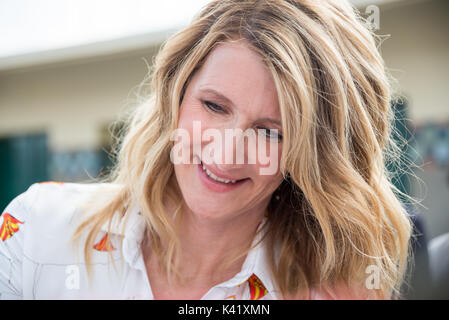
[[145, 201, 268, 289], [178, 206, 265, 280]]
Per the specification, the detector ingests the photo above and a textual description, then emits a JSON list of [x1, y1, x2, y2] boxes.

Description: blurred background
[[0, 0, 448, 298]]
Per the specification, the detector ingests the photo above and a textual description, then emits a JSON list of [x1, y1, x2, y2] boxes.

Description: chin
[[183, 196, 233, 220]]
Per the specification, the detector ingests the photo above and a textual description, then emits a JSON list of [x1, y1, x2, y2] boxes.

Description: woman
[[0, 0, 412, 300]]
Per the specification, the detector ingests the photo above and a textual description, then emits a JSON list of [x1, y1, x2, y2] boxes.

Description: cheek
[[252, 139, 282, 176], [252, 172, 283, 196], [176, 104, 204, 161], [253, 142, 283, 184], [178, 103, 201, 132], [178, 102, 214, 143]]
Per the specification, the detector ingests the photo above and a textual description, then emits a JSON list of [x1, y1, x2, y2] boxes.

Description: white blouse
[[0, 181, 280, 300]]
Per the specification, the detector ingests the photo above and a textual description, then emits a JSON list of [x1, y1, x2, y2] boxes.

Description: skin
[[143, 38, 284, 299]]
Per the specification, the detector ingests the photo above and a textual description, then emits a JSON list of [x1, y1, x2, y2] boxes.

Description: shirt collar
[[100, 203, 144, 240], [211, 217, 277, 296], [100, 202, 146, 269], [101, 207, 277, 296]]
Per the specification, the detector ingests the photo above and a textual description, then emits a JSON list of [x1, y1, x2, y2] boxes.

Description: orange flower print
[[248, 273, 268, 300], [93, 233, 115, 251], [0, 213, 24, 242]]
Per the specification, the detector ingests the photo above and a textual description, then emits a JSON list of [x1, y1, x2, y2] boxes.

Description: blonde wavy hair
[[72, 0, 413, 299]]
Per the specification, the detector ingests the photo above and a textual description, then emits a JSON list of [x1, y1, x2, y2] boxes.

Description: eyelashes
[[257, 127, 283, 141], [202, 100, 283, 141], [203, 100, 225, 113]]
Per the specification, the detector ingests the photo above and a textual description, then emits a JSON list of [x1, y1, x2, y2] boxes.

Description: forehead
[[189, 40, 280, 118]]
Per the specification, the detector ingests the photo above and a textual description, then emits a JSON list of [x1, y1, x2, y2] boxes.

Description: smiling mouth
[[200, 161, 248, 184]]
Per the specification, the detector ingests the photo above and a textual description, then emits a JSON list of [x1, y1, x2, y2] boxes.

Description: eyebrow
[[198, 87, 282, 127]]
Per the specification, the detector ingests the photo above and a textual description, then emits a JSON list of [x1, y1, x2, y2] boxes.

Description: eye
[[203, 100, 226, 113], [257, 127, 283, 141]]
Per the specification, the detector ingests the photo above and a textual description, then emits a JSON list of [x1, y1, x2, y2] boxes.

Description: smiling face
[[173, 39, 284, 220]]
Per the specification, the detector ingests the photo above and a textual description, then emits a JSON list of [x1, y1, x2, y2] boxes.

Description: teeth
[[201, 163, 237, 184]]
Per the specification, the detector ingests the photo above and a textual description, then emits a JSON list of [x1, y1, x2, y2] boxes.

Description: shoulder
[[1, 181, 131, 299], [29, 180, 119, 204], [6, 181, 118, 227], [1, 181, 121, 263]]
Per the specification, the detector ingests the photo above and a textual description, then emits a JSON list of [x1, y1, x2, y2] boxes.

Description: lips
[[200, 161, 247, 183], [197, 161, 249, 192]]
